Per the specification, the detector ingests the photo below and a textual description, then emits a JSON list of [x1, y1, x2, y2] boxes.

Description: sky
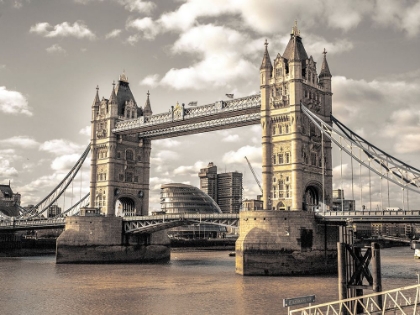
[[1, 0, 420, 212]]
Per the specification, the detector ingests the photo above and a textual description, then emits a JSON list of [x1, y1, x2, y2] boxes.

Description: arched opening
[[115, 197, 136, 217], [276, 201, 286, 211], [303, 186, 319, 212]]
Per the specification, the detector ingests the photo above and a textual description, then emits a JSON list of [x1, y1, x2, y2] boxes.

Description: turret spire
[[319, 48, 332, 78], [109, 81, 118, 104], [143, 90, 153, 116], [260, 39, 273, 71], [92, 85, 100, 107]]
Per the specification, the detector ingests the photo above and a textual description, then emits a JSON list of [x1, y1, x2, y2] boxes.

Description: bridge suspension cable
[[29, 144, 91, 217], [55, 193, 90, 218], [300, 104, 420, 197]]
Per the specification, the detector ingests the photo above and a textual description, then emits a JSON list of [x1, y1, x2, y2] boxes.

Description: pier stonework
[[56, 214, 170, 264], [236, 23, 337, 275]]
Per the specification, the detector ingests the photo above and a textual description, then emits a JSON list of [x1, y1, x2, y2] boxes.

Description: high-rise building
[[198, 163, 243, 213]]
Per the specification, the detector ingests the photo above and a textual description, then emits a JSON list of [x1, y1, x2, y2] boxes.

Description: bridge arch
[[303, 181, 323, 212], [115, 195, 138, 217]]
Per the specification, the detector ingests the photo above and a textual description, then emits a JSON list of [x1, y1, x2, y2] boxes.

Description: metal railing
[[289, 284, 420, 315]]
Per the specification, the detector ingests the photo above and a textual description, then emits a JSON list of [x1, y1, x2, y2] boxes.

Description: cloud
[[118, 0, 156, 14], [39, 139, 85, 155], [125, 34, 140, 46], [0, 136, 39, 149], [79, 126, 90, 136], [105, 29, 122, 39], [126, 17, 160, 40], [222, 134, 240, 143], [51, 154, 80, 171], [222, 145, 261, 165], [160, 24, 257, 90], [372, 0, 420, 37], [140, 74, 160, 87], [153, 138, 181, 148], [46, 44, 66, 54], [0, 158, 18, 178], [173, 160, 206, 176], [30, 21, 96, 39], [0, 86, 32, 116]]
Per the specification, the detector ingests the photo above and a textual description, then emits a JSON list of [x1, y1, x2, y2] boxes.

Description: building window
[[273, 154, 277, 164], [279, 180, 284, 198], [276, 68, 282, 77], [126, 172, 133, 182], [285, 125, 289, 133], [272, 126, 276, 135], [279, 153, 284, 164], [119, 174, 124, 181], [311, 152, 317, 166], [286, 184, 290, 198], [285, 152, 290, 164], [279, 125, 283, 134], [126, 150, 133, 161]]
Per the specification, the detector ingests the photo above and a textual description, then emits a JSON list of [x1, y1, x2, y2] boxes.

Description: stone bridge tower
[[261, 22, 333, 211], [236, 23, 337, 276], [89, 73, 152, 216]]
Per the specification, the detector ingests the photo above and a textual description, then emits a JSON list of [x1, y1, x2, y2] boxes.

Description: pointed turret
[[92, 85, 100, 107], [319, 48, 332, 78], [143, 90, 153, 117], [260, 39, 273, 71], [109, 81, 118, 104]]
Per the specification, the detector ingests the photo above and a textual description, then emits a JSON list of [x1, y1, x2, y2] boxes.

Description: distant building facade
[[198, 162, 243, 213], [47, 205, 61, 218], [242, 195, 263, 211], [332, 189, 355, 211], [160, 183, 226, 238], [0, 183, 21, 217]]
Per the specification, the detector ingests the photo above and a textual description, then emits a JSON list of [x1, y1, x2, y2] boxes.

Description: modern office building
[[160, 183, 226, 238], [198, 162, 243, 213], [47, 205, 61, 218]]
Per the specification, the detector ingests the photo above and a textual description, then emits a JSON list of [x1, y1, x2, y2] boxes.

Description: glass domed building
[[160, 183, 226, 238]]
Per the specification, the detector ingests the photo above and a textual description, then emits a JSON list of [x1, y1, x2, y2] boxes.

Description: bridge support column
[[56, 209, 170, 263], [235, 210, 338, 275]]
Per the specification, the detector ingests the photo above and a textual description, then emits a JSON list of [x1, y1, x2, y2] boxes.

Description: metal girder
[[123, 213, 239, 234], [316, 210, 420, 223], [0, 218, 65, 231]]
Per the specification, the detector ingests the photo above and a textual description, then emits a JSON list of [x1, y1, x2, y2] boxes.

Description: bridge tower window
[[126, 150, 134, 161], [285, 152, 290, 164], [279, 153, 284, 164]]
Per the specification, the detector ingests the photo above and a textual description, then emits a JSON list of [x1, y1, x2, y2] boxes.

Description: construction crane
[[244, 156, 263, 193]]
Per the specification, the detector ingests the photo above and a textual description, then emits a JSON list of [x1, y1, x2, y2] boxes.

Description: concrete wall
[[236, 210, 338, 275]]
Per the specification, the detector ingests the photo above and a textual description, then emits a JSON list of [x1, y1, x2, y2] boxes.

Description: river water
[[0, 246, 418, 315]]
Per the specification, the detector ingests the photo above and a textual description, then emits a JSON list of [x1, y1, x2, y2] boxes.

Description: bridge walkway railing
[[289, 284, 420, 315]]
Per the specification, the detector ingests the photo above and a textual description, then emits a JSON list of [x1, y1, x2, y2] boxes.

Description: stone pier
[[235, 211, 338, 275], [56, 211, 170, 264]]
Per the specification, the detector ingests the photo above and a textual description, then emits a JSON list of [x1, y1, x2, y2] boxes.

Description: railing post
[[337, 242, 348, 303], [371, 242, 383, 309]]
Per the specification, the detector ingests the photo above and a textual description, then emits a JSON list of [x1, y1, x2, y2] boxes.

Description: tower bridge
[[9, 21, 418, 278]]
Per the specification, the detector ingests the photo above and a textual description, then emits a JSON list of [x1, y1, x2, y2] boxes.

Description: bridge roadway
[[1, 210, 420, 232], [113, 94, 261, 139]]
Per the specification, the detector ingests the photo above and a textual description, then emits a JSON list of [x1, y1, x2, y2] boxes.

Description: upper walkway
[[113, 94, 261, 139]]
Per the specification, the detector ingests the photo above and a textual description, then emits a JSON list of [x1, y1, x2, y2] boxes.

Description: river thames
[[0, 246, 418, 315]]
